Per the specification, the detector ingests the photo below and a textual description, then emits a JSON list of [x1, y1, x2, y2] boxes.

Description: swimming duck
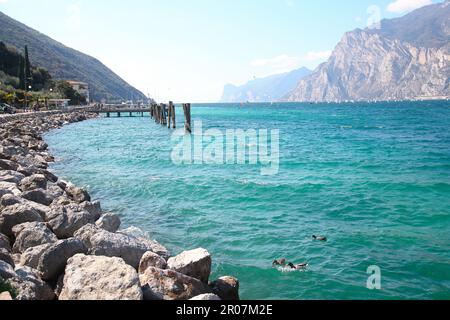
[[272, 258, 287, 266], [288, 262, 309, 270], [313, 235, 327, 242]]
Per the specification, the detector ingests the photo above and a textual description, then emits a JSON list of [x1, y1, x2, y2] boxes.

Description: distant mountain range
[[284, 1, 450, 102], [0, 11, 146, 102], [220, 67, 311, 103]]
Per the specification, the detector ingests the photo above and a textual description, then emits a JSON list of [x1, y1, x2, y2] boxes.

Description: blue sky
[[0, 0, 442, 102]]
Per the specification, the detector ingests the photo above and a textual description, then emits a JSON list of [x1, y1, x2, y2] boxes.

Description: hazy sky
[[0, 0, 441, 102]]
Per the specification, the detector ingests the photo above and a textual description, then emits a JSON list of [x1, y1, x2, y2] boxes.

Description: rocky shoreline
[[0, 111, 239, 301]]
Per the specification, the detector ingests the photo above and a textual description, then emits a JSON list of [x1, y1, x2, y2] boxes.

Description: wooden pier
[[91, 103, 192, 133]]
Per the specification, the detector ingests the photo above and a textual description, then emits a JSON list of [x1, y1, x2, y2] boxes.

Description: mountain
[[220, 67, 311, 103], [0, 11, 146, 102], [284, 1, 450, 102]]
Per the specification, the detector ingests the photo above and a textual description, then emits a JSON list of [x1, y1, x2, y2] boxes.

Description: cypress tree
[[18, 55, 25, 90], [24, 45, 32, 90]]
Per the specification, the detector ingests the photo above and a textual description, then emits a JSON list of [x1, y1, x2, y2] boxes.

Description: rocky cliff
[[285, 1, 450, 102], [221, 67, 311, 103]]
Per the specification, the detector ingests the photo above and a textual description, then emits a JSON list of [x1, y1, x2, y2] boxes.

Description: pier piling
[[183, 103, 192, 133]]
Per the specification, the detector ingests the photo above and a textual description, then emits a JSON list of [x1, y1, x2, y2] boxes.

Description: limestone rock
[[0, 260, 16, 279], [167, 248, 212, 283], [0, 204, 44, 237], [46, 203, 101, 239], [0, 194, 22, 207], [0, 181, 21, 197], [0, 170, 25, 184], [0, 248, 14, 267], [139, 267, 211, 300], [284, 2, 450, 102], [21, 188, 55, 206], [0, 159, 19, 171], [19, 174, 47, 192], [209, 276, 240, 300], [73, 224, 100, 248], [9, 266, 55, 300], [95, 213, 121, 233], [0, 232, 11, 251], [65, 184, 91, 203], [12, 222, 58, 254], [59, 254, 143, 300], [37, 238, 87, 281], [19, 243, 53, 269], [88, 230, 168, 268], [139, 251, 167, 273]]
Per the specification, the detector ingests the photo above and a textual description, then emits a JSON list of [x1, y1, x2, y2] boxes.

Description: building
[[48, 99, 70, 109], [67, 80, 90, 104]]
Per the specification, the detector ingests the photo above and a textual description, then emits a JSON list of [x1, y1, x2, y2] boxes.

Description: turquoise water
[[45, 102, 450, 300]]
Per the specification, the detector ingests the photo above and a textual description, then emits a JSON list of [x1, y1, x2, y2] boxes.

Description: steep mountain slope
[[221, 67, 311, 103], [0, 11, 146, 102], [285, 1, 450, 102]]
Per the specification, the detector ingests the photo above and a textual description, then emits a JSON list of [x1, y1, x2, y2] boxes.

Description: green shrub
[[0, 277, 17, 299]]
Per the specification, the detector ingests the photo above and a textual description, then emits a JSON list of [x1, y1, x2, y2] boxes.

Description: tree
[[24, 45, 32, 91], [18, 55, 25, 90], [56, 80, 87, 105]]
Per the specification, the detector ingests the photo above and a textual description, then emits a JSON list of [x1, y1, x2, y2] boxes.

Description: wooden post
[[171, 101, 176, 129], [162, 104, 167, 126], [167, 101, 176, 129], [183, 103, 192, 133]]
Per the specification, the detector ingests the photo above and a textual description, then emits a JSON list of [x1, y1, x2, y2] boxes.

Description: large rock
[[8, 266, 55, 300], [0, 181, 21, 197], [80, 201, 102, 218], [0, 170, 25, 184], [139, 251, 167, 273], [167, 248, 212, 283], [0, 194, 22, 207], [0, 159, 18, 171], [19, 174, 47, 192], [0, 260, 16, 279], [37, 239, 87, 281], [45, 184, 64, 199], [21, 189, 55, 206], [190, 294, 221, 301], [46, 203, 101, 239], [0, 204, 44, 237], [0, 248, 15, 267], [96, 213, 121, 232], [209, 276, 240, 300], [139, 267, 211, 300], [59, 254, 143, 300], [87, 230, 169, 268], [19, 243, 53, 269], [12, 222, 58, 254], [73, 224, 100, 248], [65, 184, 91, 203], [0, 233, 11, 251]]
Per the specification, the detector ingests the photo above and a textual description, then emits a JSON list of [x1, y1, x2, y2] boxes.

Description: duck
[[272, 258, 287, 266], [287, 262, 309, 270], [312, 235, 327, 242]]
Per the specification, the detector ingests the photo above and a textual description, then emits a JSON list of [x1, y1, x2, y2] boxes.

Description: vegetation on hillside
[[0, 41, 88, 107], [0, 11, 147, 102]]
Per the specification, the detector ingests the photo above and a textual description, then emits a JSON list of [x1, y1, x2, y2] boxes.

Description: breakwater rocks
[[0, 111, 239, 301]]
